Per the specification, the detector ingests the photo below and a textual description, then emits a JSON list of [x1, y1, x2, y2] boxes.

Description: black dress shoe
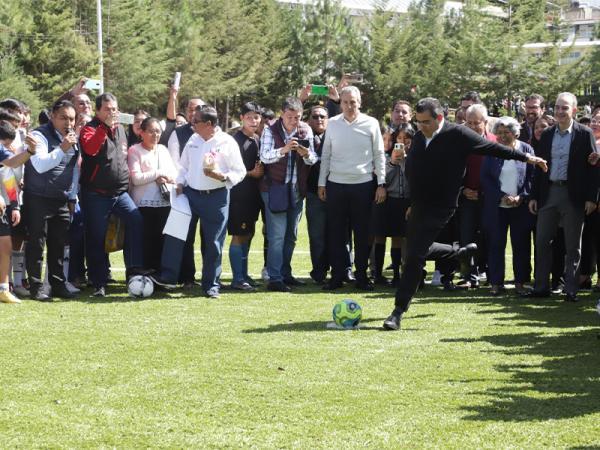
[[564, 292, 580, 302], [284, 277, 305, 286], [373, 275, 391, 286], [383, 312, 402, 330], [443, 280, 468, 291], [521, 289, 551, 298], [267, 281, 291, 292], [355, 279, 374, 291], [322, 280, 343, 291]]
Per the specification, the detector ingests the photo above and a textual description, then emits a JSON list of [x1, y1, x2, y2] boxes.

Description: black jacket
[[530, 121, 598, 208], [406, 121, 528, 208]]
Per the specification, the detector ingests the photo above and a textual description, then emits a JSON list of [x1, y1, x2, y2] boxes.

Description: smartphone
[[295, 139, 310, 149], [118, 113, 135, 125], [84, 79, 102, 90], [345, 73, 364, 83], [393, 142, 405, 158], [311, 85, 329, 96], [173, 71, 181, 89]]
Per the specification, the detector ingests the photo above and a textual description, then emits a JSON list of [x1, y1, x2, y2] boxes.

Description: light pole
[[96, 0, 104, 93]]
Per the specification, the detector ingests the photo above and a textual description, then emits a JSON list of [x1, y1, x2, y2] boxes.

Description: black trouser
[[326, 180, 373, 282], [24, 192, 70, 290], [139, 206, 170, 273], [458, 197, 486, 282], [394, 205, 457, 314]]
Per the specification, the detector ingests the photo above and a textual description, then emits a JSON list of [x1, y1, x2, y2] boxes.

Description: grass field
[[1, 215, 599, 448]]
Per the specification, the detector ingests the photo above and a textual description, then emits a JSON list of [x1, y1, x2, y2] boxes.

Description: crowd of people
[[0, 78, 598, 331]]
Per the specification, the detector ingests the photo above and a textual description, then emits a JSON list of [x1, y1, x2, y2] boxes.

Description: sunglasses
[[311, 114, 327, 119]]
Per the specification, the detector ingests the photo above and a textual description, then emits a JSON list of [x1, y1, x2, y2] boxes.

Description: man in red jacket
[[79, 93, 146, 297]]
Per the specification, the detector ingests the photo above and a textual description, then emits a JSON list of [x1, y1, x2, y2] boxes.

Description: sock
[[229, 244, 244, 284], [373, 242, 386, 278], [241, 242, 250, 280], [0, 282, 8, 292], [12, 251, 24, 286], [391, 247, 402, 277], [63, 246, 70, 280]]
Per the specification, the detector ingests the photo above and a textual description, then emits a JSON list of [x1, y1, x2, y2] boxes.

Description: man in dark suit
[[526, 92, 599, 302], [383, 98, 548, 331]]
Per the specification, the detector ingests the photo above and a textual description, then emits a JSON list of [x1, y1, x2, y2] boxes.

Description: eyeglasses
[[311, 115, 327, 119]]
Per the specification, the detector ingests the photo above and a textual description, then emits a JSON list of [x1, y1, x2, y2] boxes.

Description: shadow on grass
[[242, 317, 421, 333], [432, 288, 600, 422]]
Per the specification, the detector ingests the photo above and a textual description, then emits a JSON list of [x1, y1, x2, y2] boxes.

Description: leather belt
[[189, 186, 226, 195], [549, 180, 568, 186]]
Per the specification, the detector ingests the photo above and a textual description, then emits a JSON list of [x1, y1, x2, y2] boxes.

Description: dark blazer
[[406, 121, 528, 209], [530, 121, 599, 208], [481, 141, 535, 229]]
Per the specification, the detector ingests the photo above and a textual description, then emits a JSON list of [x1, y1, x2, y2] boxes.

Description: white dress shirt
[[176, 131, 246, 190]]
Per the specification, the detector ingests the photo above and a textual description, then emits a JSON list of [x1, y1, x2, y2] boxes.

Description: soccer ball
[[127, 275, 154, 298], [332, 299, 362, 328]]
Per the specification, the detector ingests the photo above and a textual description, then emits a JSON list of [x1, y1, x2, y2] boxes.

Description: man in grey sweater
[[318, 86, 386, 290]]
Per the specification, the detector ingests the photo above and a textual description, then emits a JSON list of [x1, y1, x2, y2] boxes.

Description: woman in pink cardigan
[[127, 117, 177, 272]]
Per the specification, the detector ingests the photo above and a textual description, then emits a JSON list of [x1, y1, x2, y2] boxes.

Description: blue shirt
[[549, 122, 573, 181]]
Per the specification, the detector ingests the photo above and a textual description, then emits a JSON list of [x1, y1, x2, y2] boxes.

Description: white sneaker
[[0, 290, 21, 304], [12, 285, 30, 297], [261, 266, 270, 282], [430, 270, 442, 286], [65, 281, 81, 294]]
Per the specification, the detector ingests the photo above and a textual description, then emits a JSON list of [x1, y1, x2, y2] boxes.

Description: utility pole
[[96, 0, 104, 93]]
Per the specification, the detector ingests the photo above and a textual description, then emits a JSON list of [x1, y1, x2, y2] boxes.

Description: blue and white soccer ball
[[332, 299, 362, 328], [127, 275, 154, 298]]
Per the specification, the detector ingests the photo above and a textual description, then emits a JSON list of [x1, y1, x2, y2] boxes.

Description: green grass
[[1, 216, 599, 448]]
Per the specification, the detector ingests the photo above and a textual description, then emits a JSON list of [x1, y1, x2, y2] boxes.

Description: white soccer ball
[[127, 275, 154, 298]]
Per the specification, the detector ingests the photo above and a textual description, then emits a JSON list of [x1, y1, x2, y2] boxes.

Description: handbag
[[104, 213, 125, 253], [268, 182, 291, 213], [157, 149, 170, 202]]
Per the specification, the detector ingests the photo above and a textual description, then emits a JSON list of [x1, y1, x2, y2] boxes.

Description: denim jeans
[[80, 189, 143, 288], [161, 186, 229, 292], [260, 191, 304, 283]]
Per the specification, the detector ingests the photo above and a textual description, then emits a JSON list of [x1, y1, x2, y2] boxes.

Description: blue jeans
[[161, 186, 229, 292], [80, 189, 143, 288], [261, 191, 304, 283]]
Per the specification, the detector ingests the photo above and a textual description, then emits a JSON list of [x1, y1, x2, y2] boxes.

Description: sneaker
[[149, 274, 176, 290], [205, 287, 220, 298], [245, 275, 259, 287], [51, 283, 77, 299], [65, 281, 81, 294], [231, 281, 255, 291], [430, 270, 442, 286], [261, 267, 270, 282], [0, 290, 21, 304], [91, 286, 106, 297], [13, 285, 30, 297]]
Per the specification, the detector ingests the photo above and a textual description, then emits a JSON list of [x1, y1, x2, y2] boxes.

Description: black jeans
[[24, 192, 70, 290]]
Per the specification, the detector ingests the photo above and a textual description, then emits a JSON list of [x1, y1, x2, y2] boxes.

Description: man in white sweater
[[318, 86, 386, 290]]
